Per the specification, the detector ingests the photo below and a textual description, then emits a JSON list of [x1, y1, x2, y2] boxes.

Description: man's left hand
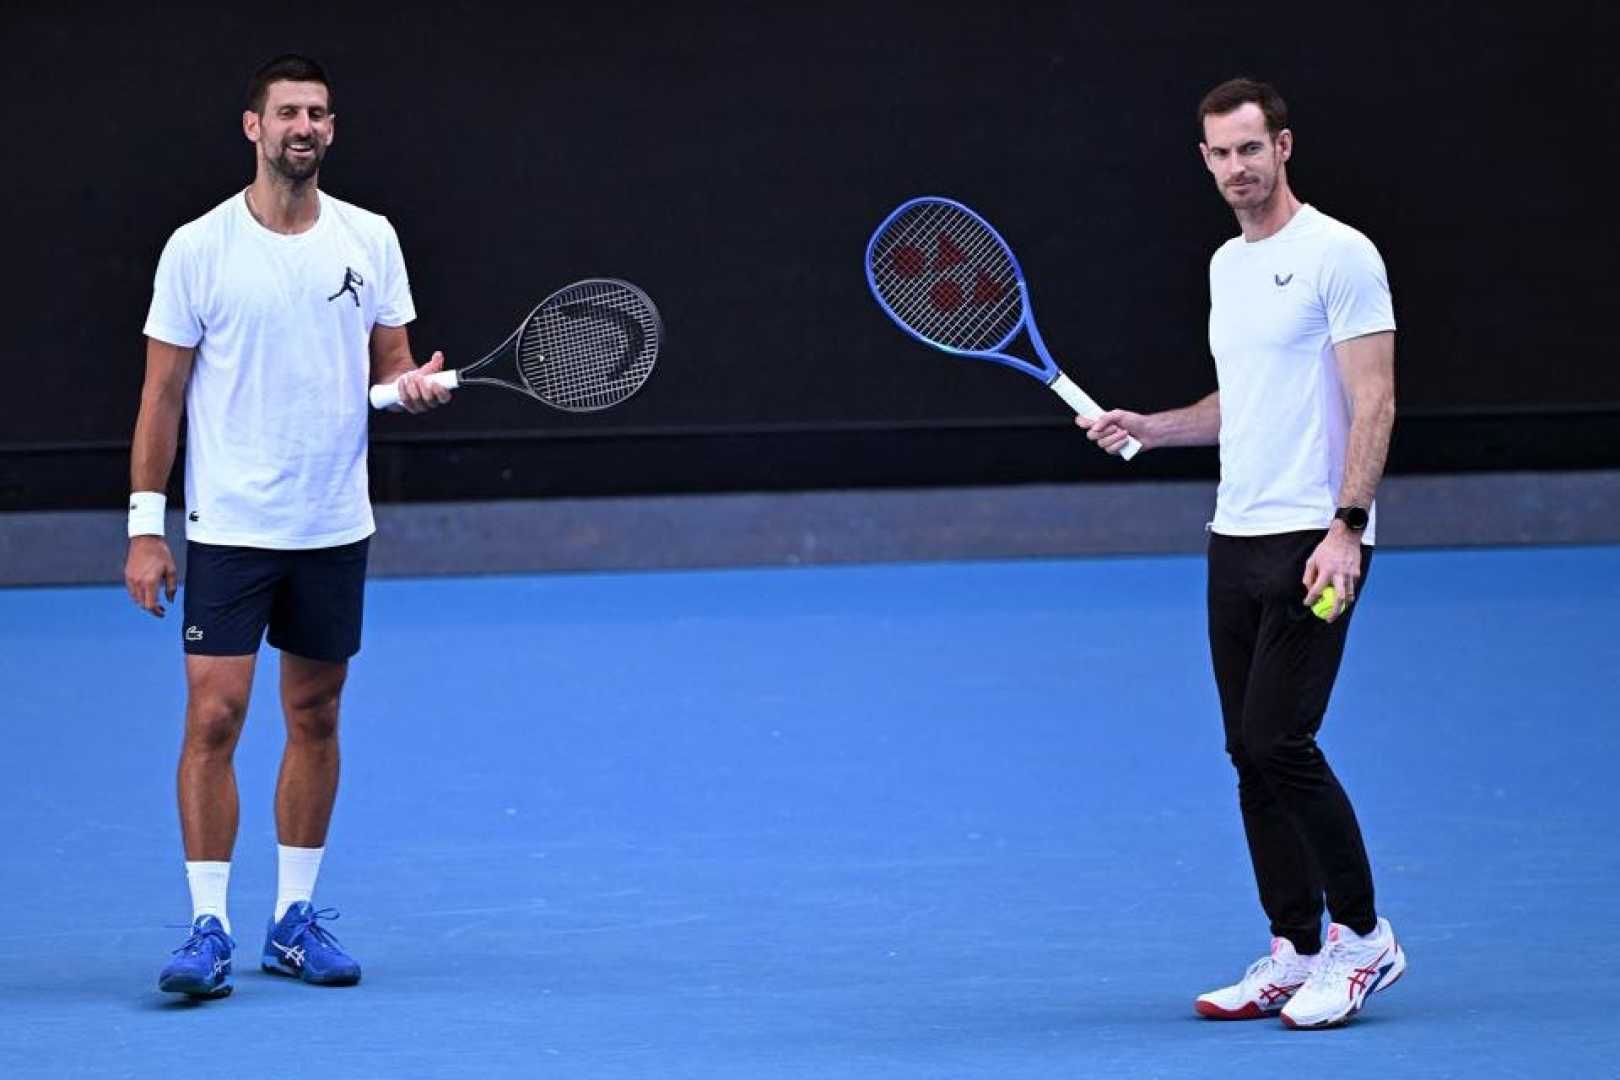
[[394, 352, 455, 414], [1302, 525, 1362, 622]]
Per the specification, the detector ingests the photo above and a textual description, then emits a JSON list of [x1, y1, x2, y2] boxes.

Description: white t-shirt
[[1207, 204, 1394, 544], [144, 190, 415, 549]]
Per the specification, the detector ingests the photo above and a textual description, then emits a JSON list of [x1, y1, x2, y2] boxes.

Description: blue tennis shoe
[[261, 901, 362, 986], [158, 915, 234, 998]]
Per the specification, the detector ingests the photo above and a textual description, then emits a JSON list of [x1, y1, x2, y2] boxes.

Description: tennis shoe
[[1195, 936, 1314, 1019], [158, 915, 234, 998], [1280, 918, 1406, 1029], [261, 901, 361, 986]]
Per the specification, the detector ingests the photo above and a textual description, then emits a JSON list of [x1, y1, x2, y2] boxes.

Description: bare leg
[[275, 652, 349, 847], [178, 654, 257, 861]]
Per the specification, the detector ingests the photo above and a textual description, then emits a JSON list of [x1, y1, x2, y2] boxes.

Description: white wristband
[[128, 491, 167, 538]]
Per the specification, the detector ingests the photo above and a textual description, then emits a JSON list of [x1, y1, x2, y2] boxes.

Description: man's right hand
[[126, 536, 178, 617], [1077, 409, 1152, 456]]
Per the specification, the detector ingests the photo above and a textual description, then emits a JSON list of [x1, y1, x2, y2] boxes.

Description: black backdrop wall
[[3, 2, 1616, 509]]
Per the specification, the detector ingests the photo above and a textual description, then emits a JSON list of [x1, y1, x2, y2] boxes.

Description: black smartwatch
[[1334, 505, 1369, 532]]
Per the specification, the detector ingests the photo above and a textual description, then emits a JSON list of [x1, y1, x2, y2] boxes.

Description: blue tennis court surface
[[2, 545, 1616, 1077]]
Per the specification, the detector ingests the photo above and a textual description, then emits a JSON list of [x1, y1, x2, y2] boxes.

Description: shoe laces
[[1241, 951, 1293, 991], [285, 907, 346, 952], [1244, 944, 1316, 990], [1243, 953, 1280, 982], [1304, 935, 1364, 986], [169, 921, 230, 956]]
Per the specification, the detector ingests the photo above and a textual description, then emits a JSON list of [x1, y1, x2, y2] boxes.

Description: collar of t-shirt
[[1234, 202, 1317, 248], [239, 189, 328, 243]]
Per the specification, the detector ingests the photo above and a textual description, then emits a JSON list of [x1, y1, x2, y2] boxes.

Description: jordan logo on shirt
[[1274, 272, 1294, 287], [327, 267, 364, 307]]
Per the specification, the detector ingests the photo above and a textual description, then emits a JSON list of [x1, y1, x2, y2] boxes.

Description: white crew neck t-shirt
[[1207, 204, 1395, 544], [144, 191, 415, 549]]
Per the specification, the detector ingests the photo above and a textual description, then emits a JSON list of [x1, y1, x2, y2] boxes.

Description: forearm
[[124, 340, 191, 610], [130, 340, 192, 494], [369, 326, 452, 414], [1332, 332, 1398, 508], [372, 350, 421, 385], [130, 395, 183, 493], [1146, 392, 1221, 448], [1337, 386, 1395, 508], [370, 323, 425, 385]]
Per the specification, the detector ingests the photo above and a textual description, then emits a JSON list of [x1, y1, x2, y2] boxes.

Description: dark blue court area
[[2, 545, 1616, 1078]]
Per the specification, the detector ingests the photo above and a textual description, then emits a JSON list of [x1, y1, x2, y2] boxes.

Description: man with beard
[[126, 54, 452, 999], [1078, 79, 1405, 1029]]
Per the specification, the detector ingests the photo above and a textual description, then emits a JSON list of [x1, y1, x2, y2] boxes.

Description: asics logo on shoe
[[212, 957, 230, 976], [1346, 950, 1393, 999], [273, 941, 306, 967], [1258, 981, 1303, 1006]]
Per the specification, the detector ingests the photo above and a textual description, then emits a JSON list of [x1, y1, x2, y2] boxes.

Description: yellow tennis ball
[[1311, 586, 1337, 620]]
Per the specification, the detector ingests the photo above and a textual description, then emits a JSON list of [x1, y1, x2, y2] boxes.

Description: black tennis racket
[[370, 278, 662, 412]]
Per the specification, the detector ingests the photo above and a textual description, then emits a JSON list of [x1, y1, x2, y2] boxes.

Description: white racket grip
[[1049, 373, 1141, 461], [369, 370, 460, 410]]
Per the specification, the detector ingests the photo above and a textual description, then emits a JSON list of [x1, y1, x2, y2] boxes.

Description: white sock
[[185, 861, 231, 934], [275, 844, 326, 921]]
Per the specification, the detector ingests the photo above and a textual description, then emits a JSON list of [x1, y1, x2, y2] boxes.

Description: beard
[[267, 137, 326, 182], [1222, 172, 1274, 210]]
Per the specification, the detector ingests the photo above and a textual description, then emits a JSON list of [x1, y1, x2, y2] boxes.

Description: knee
[[1224, 733, 1264, 776], [286, 690, 341, 743], [186, 695, 248, 755], [1225, 739, 1269, 796], [1242, 727, 1321, 780]]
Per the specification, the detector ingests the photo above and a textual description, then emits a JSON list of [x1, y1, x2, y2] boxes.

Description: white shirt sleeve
[[1320, 231, 1396, 344], [143, 229, 204, 347], [375, 219, 417, 328]]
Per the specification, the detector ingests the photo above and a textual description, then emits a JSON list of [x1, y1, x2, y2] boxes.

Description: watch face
[[1339, 507, 1369, 530]]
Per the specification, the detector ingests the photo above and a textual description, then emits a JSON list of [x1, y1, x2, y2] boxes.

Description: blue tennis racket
[[865, 196, 1141, 460]]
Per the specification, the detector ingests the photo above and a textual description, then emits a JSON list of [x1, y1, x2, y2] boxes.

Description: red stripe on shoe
[[1195, 999, 1269, 1020]]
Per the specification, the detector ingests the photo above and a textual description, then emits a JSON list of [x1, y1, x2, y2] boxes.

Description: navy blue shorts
[[181, 539, 370, 661]]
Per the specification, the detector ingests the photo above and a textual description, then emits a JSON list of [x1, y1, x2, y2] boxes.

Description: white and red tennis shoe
[[1279, 918, 1406, 1029], [1194, 936, 1315, 1020]]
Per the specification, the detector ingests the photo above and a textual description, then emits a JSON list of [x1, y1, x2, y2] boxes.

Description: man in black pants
[[1079, 77, 1405, 1029]]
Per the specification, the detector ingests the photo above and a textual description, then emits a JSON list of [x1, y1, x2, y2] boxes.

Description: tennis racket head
[[515, 278, 662, 412], [865, 196, 1035, 365]]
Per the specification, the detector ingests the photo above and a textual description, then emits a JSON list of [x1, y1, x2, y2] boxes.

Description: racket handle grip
[[369, 370, 460, 411], [1049, 373, 1142, 461]]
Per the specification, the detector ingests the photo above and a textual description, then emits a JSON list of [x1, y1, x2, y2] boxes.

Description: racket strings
[[869, 202, 1024, 351], [517, 281, 660, 412], [910, 217, 1021, 345], [892, 206, 1008, 339]]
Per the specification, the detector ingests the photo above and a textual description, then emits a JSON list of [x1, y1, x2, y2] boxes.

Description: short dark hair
[[246, 54, 332, 115], [1197, 78, 1287, 139]]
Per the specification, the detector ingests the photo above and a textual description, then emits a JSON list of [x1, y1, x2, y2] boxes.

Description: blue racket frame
[[864, 195, 1141, 460], [864, 195, 1059, 383]]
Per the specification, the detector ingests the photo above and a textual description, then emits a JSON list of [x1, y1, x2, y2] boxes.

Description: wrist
[[1332, 504, 1369, 534], [128, 491, 166, 538]]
